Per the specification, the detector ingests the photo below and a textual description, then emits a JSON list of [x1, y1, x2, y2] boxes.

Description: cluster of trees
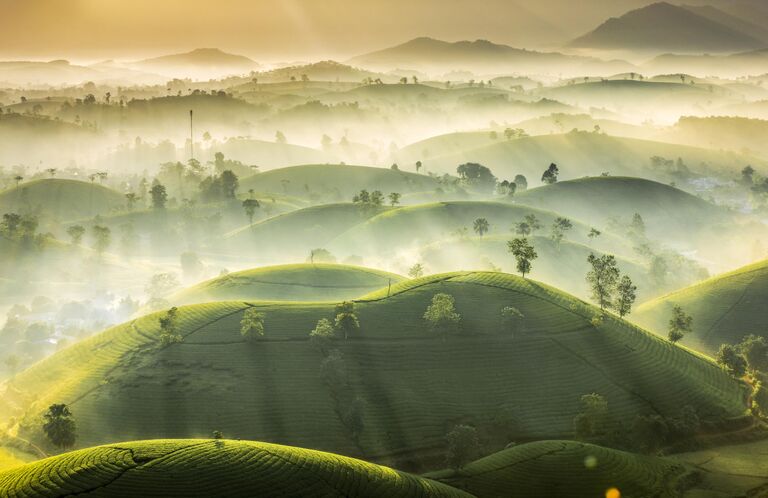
[[308, 302, 365, 442], [585, 254, 637, 317], [352, 189, 401, 210], [573, 393, 702, 454], [716, 335, 768, 378], [0, 212, 45, 249]]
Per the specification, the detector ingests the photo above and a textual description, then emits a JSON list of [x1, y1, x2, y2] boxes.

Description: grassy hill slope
[[400, 131, 765, 183], [633, 259, 768, 353], [1, 272, 747, 470], [430, 440, 689, 498], [224, 203, 390, 259], [327, 201, 632, 261], [0, 179, 125, 221], [238, 164, 440, 201], [418, 235, 657, 301], [0, 439, 468, 498], [170, 263, 405, 304]]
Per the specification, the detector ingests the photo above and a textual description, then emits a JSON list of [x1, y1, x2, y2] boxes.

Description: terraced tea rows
[[0, 439, 469, 497], [2, 272, 747, 470]]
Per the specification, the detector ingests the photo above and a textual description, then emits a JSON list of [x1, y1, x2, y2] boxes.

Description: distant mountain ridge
[[348, 37, 634, 75], [571, 2, 766, 53], [136, 48, 259, 69]]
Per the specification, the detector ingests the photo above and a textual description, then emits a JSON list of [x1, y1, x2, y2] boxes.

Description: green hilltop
[[1, 272, 747, 470], [0, 439, 468, 498], [238, 163, 440, 200], [633, 259, 768, 354], [397, 131, 766, 182], [169, 263, 405, 305], [327, 201, 632, 260], [0, 179, 125, 222]]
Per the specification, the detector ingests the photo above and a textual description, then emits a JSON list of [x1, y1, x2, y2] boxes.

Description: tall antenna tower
[[189, 109, 194, 160]]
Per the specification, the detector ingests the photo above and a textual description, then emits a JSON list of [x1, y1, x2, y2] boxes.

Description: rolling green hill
[[0, 439, 468, 498], [238, 164, 441, 201], [417, 235, 658, 301], [430, 440, 690, 498], [169, 263, 405, 305], [0, 179, 125, 221], [327, 201, 632, 261], [398, 131, 765, 183], [224, 202, 390, 259], [633, 259, 768, 354], [1, 272, 747, 470], [516, 176, 728, 238]]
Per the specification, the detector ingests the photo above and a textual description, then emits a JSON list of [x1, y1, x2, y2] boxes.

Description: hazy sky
[[0, 0, 701, 62]]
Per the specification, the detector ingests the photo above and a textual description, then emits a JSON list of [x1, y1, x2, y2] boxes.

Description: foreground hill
[[430, 440, 689, 498], [1, 272, 747, 470], [0, 439, 467, 498], [399, 131, 764, 183], [169, 263, 405, 305], [633, 259, 768, 354], [238, 164, 440, 201], [0, 179, 125, 221], [571, 2, 764, 52]]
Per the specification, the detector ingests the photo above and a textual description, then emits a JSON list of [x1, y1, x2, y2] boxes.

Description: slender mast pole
[[189, 109, 194, 161]]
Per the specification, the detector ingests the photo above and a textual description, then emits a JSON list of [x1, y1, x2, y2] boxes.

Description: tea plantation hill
[[224, 202, 391, 259], [0, 178, 125, 222], [429, 440, 692, 498], [168, 263, 405, 305], [633, 259, 768, 354], [0, 439, 469, 498], [396, 131, 765, 182], [417, 235, 660, 301], [238, 163, 441, 200], [326, 201, 633, 261], [1, 272, 747, 470], [515, 176, 729, 240]]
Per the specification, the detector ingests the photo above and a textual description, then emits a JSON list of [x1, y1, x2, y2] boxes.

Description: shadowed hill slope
[[0, 272, 747, 471], [633, 259, 768, 354]]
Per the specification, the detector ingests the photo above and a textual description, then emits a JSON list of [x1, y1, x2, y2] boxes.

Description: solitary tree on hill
[[43, 403, 76, 450], [473, 218, 490, 237], [388, 192, 401, 207], [587, 228, 601, 244], [524, 214, 542, 234], [423, 293, 461, 340], [240, 308, 266, 342], [445, 424, 479, 470], [415, 161, 422, 173], [668, 305, 693, 343], [242, 198, 260, 225], [507, 238, 537, 278], [66, 225, 86, 246], [125, 192, 139, 211], [614, 275, 637, 318], [150, 181, 168, 210], [158, 307, 182, 345], [91, 225, 111, 256], [309, 318, 335, 354], [541, 163, 559, 184], [334, 301, 359, 340], [586, 254, 620, 311], [514, 175, 528, 191], [550, 217, 573, 246], [408, 263, 425, 279]]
